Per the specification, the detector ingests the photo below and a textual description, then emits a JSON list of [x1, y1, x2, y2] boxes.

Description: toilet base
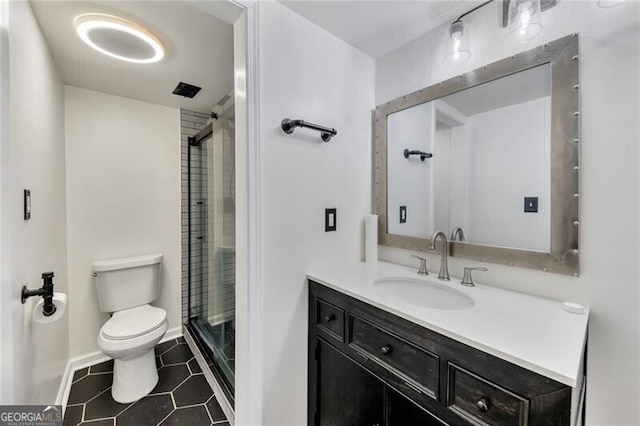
[[111, 349, 158, 403]]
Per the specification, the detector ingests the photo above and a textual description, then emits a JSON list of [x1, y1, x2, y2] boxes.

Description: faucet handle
[[461, 267, 488, 287], [411, 255, 428, 276]]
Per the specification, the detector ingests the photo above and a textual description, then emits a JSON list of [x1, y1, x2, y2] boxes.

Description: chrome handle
[[410, 255, 428, 276], [461, 267, 488, 287], [476, 397, 490, 412], [380, 345, 392, 355]]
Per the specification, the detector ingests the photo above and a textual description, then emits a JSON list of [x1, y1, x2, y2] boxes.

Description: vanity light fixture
[[443, 0, 558, 64], [506, 0, 543, 43], [443, 19, 471, 65], [74, 13, 164, 64], [443, 0, 493, 65]]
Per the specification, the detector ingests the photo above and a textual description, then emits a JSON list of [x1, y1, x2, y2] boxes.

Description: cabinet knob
[[476, 397, 490, 412], [324, 314, 335, 323], [381, 345, 393, 355]]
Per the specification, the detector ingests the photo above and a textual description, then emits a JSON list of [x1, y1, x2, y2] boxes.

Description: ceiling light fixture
[[74, 13, 164, 64]]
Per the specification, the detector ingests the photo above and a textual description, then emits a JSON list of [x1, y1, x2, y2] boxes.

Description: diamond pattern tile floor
[[63, 338, 229, 426]]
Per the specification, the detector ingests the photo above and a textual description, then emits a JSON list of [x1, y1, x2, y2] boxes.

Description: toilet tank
[[92, 253, 163, 313]]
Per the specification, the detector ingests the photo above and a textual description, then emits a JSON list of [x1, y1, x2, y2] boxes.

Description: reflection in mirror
[[387, 64, 551, 252]]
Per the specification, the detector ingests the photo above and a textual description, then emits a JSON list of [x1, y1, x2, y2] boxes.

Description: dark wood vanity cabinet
[[308, 281, 572, 426]]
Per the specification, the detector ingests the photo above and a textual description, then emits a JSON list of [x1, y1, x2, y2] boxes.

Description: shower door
[[187, 118, 235, 404]]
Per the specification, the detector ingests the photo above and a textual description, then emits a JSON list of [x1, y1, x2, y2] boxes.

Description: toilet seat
[[101, 304, 167, 340]]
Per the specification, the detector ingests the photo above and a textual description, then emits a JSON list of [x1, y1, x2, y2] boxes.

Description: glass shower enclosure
[[186, 114, 235, 405]]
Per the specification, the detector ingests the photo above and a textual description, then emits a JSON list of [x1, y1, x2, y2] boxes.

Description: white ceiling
[[440, 63, 551, 117], [30, 1, 235, 114], [279, 1, 482, 59]]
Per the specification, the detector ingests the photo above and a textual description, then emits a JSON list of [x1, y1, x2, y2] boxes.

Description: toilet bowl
[[92, 253, 167, 404], [98, 304, 168, 403]]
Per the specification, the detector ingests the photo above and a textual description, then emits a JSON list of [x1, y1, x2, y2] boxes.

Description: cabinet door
[[317, 339, 385, 426], [387, 389, 446, 426]]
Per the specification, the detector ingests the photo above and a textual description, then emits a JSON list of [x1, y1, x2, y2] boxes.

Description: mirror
[[375, 35, 580, 276]]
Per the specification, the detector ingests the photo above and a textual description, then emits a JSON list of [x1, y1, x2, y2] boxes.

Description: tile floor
[[63, 337, 229, 426]]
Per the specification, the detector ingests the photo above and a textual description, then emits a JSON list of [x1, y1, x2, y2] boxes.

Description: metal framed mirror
[[374, 34, 580, 276]]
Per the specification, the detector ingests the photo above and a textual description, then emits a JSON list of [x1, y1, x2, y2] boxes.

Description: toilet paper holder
[[21, 271, 58, 317]]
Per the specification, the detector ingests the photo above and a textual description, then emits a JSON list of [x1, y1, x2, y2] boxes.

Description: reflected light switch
[[325, 208, 337, 232]]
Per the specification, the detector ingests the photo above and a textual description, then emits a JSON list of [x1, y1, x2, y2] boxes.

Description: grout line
[[204, 399, 214, 425], [170, 392, 177, 411], [87, 371, 113, 377], [80, 415, 117, 423], [82, 387, 112, 405], [173, 400, 211, 410], [161, 358, 194, 368], [155, 411, 173, 426]]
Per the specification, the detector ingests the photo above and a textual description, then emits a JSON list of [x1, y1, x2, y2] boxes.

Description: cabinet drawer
[[316, 299, 344, 341], [349, 314, 439, 398], [448, 363, 529, 425]]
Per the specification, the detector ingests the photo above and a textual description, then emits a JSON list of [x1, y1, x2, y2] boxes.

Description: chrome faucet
[[411, 255, 428, 275], [429, 231, 450, 281], [461, 267, 488, 287], [450, 227, 465, 242]]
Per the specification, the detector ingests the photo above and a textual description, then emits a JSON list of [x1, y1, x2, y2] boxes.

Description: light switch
[[400, 206, 407, 223], [325, 208, 337, 232], [524, 197, 538, 213], [24, 189, 31, 220]]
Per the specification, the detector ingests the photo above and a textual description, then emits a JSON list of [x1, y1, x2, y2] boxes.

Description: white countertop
[[307, 261, 589, 387]]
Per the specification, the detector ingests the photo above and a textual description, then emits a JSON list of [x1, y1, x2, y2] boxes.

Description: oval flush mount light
[[74, 13, 164, 64]]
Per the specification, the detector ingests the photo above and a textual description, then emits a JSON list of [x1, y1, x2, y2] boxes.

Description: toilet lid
[[101, 305, 167, 340]]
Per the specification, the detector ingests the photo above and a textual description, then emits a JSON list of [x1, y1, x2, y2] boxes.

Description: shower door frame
[[187, 122, 235, 407]]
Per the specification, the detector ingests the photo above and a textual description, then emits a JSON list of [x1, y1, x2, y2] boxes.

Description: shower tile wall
[[181, 109, 209, 324]]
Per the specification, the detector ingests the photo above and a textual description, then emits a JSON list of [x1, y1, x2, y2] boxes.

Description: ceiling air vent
[[172, 82, 202, 98]]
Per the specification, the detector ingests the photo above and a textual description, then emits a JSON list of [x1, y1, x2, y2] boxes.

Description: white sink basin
[[374, 277, 474, 310]]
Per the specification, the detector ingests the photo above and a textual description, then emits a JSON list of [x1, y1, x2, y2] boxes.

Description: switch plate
[[524, 197, 539, 213], [325, 208, 336, 232], [24, 189, 31, 220], [399, 206, 407, 223]]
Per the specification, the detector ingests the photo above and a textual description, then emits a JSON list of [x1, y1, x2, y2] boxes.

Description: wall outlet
[[399, 206, 407, 223], [524, 197, 539, 213], [325, 208, 337, 232]]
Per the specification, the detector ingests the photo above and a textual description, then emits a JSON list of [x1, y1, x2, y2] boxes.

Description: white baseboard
[[56, 326, 182, 408], [183, 326, 235, 425]]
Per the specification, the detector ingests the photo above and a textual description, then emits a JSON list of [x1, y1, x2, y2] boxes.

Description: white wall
[[376, 1, 640, 424], [387, 102, 435, 238], [257, 2, 375, 423], [465, 97, 550, 251], [65, 86, 181, 358], [7, 1, 69, 404]]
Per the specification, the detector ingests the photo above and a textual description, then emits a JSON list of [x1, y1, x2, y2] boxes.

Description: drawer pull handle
[[476, 397, 491, 413], [381, 345, 393, 355], [324, 314, 336, 323], [404, 381, 423, 395]]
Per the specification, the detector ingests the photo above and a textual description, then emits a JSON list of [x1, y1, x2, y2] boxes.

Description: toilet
[[92, 253, 168, 403]]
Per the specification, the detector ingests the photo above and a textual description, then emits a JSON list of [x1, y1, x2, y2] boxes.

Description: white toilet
[[92, 253, 168, 404]]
